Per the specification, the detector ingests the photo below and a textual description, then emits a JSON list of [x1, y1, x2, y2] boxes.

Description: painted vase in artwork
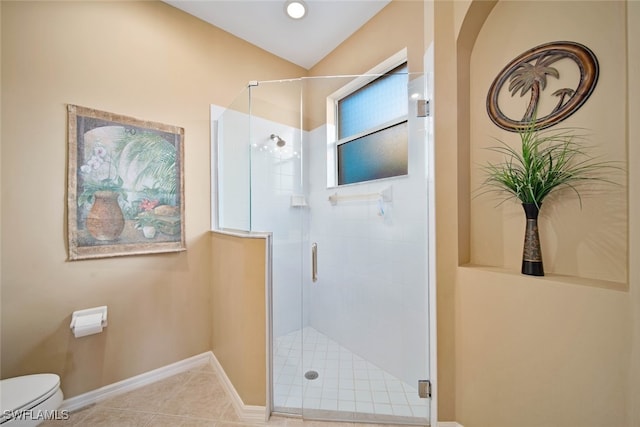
[[86, 190, 125, 241], [142, 225, 157, 239]]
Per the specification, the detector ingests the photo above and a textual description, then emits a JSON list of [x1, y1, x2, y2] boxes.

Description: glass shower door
[[216, 86, 251, 231], [299, 73, 431, 424], [248, 73, 432, 425], [246, 79, 307, 416]]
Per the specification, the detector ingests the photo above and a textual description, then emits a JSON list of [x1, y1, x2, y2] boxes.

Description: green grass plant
[[480, 122, 619, 208]]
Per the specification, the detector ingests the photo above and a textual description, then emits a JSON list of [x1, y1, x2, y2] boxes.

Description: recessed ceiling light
[[285, 0, 307, 19]]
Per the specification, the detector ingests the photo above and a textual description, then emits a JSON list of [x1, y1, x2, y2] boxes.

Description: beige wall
[[435, 1, 638, 426], [627, 2, 640, 425], [310, 0, 425, 77], [433, 1, 460, 419], [0, 0, 303, 399], [306, 0, 427, 131], [210, 232, 267, 406]]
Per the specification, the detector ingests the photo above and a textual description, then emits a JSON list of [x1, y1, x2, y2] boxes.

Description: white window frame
[[326, 49, 408, 188]]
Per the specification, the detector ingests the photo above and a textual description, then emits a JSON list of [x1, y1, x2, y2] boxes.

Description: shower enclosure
[[215, 70, 432, 425]]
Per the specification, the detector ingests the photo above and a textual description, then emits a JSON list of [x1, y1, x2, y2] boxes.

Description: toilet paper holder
[[70, 306, 108, 338]]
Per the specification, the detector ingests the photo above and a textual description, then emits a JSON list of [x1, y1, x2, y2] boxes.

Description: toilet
[[0, 374, 63, 426]]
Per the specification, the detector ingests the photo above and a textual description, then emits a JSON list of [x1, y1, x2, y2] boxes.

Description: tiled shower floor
[[273, 327, 429, 424]]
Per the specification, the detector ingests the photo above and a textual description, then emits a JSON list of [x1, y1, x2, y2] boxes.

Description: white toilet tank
[[0, 374, 64, 426]]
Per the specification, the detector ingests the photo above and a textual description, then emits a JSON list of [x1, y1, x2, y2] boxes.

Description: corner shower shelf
[[290, 194, 308, 207]]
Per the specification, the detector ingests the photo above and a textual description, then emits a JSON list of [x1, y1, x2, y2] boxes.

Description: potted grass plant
[[480, 120, 618, 276]]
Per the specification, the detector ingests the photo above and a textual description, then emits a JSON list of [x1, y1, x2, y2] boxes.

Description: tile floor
[[40, 362, 424, 427], [273, 327, 429, 424]]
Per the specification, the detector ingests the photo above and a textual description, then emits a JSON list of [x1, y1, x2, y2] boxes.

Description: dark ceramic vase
[[521, 203, 544, 276]]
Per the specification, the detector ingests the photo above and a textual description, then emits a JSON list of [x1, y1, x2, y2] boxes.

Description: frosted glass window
[[335, 62, 408, 185], [338, 121, 408, 185], [338, 63, 408, 139]]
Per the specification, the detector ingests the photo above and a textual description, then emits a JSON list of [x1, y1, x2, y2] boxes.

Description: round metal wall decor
[[486, 41, 599, 131]]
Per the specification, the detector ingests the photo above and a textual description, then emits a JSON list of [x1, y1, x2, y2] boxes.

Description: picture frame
[[67, 105, 185, 260]]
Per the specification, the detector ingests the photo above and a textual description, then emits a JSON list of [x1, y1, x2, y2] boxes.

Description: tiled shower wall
[[249, 114, 309, 339]]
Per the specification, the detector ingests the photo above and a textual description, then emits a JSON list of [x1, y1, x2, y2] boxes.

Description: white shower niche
[[215, 73, 433, 425]]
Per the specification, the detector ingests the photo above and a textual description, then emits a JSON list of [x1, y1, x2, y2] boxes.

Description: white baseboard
[[438, 422, 464, 427], [60, 352, 213, 412], [209, 351, 267, 422]]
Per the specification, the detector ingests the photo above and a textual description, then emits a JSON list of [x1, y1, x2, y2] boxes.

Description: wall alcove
[[459, 0, 628, 289]]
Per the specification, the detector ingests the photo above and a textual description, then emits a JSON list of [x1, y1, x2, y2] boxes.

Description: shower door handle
[[311, 243, 318, 282]]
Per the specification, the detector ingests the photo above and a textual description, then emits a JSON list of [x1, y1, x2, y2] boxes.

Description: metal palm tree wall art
[[487, 41, 599, 131]]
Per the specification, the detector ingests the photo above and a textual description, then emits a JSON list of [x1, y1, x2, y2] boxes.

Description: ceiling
[[163, 0, 391, 70]]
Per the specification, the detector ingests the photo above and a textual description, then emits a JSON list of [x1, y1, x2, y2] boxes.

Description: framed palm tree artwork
[[486, 41, 599, 131], [67, 105, 185, 260]]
